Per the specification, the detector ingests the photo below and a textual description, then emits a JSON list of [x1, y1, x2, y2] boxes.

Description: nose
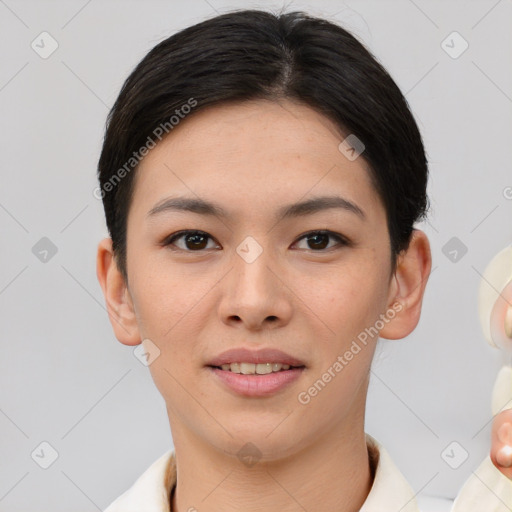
[[217, 243, 293, 331]]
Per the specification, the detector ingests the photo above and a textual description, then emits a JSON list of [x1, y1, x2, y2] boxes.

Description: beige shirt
[[104, 433, 511, 511]]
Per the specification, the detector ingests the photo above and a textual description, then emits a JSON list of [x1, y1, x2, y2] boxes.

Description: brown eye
[[163, 229, 349, 253], [294, 230, 349, 251], [163, 230, 218, 251]]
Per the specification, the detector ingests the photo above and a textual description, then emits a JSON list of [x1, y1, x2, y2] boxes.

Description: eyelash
[[161, 229, 350, 253]]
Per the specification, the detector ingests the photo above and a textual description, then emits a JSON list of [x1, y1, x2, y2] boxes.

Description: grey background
[[1, 0, 511, 510]]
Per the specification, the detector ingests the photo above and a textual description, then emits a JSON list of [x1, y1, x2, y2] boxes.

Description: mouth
[[208, 364, 306, 397], [206, 347, 307, 370], [206, 348, 307, 396], [208, 362, 306, 374]]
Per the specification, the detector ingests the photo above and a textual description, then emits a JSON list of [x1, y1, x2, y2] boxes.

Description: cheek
[[128, 256, 190, 339], [128, 263, 213, 378], [313, 265, 387, 332]]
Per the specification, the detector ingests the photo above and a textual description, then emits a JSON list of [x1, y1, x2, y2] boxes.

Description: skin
[[491, 409, 512, 479], [97, 97, 456, 511]]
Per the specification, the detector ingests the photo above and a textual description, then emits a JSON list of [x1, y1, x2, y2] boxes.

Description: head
[[96, 9, 431, 460]]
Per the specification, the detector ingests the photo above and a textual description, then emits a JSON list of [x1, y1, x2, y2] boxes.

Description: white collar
[[104, 433, 421, 511], [360, 434, 420, 512], [102, 432, 512, 511]]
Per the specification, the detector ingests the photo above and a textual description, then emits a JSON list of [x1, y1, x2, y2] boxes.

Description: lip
[[209, 366, 305, 397], [206, 347, 306, 368]]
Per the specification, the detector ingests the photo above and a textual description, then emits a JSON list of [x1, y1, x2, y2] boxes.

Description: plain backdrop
[[0, 1, 511, 511]]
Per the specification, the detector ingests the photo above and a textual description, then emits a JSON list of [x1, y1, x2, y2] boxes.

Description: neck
[[169, 418, 373, 512]]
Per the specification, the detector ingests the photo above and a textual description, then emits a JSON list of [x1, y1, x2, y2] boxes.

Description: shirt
[[104, 433, 512, 511]]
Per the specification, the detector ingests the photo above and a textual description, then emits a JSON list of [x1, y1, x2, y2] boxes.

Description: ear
[[379, 229, 432, 340], [96, 237, 141, 346]]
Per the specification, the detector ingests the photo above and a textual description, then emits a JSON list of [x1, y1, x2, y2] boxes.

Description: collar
[[104, 433, 420, 512]]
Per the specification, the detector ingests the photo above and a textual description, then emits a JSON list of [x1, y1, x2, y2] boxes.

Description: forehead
[[131, 99, 383, 223], [144, 99, 350, 165]]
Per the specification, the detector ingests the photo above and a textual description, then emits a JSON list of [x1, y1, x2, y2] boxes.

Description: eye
[[162, 229, 350, 252], [162, 230, 219, 252], [293, 230, 349, 251]]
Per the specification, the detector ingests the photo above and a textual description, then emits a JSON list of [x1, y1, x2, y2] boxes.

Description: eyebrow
[[147, 195, 366, 222]]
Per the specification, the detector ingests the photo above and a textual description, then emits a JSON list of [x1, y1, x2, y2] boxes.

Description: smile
[[213, 362, 303, 374]]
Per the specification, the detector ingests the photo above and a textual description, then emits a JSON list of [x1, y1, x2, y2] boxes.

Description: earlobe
[[96, 238, 141, 346], [379, 229, 432, 340]]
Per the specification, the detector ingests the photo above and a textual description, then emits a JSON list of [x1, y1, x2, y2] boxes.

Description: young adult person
[[95, 9, 512, 511]]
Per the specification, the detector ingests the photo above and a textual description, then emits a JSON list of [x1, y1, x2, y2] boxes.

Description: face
[[119, 99, 401, 459]]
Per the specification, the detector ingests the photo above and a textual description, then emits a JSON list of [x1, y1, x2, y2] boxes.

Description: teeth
[[218, 362, 293, 374], [241, 362, 256, 375]]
